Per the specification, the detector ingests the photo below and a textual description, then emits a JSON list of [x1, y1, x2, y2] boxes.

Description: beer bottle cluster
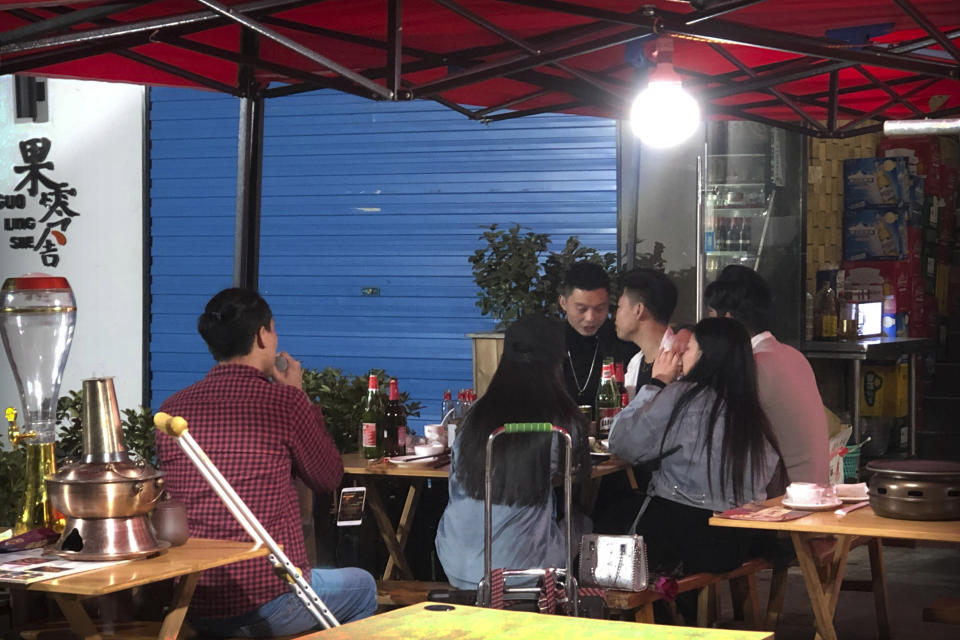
[[360, 374, 407, 459]]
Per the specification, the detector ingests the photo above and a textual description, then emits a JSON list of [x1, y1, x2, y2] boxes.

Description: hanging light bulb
[[630, 37, 700, 148]]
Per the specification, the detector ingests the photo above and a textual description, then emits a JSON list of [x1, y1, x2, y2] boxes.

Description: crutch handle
[[154, 412, 189, 438]]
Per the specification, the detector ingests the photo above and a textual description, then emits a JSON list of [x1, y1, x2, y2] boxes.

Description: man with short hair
[[705, 265, 829, 494], [614, 269, 680, 399], [558, 262, 637, 411], [157, 288, 377, 637]]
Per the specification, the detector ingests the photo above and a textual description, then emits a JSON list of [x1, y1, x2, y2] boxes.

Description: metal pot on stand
[[46, 377, 167, 560]]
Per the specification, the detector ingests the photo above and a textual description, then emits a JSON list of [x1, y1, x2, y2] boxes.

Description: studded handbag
[[578, 534, 649, 592]]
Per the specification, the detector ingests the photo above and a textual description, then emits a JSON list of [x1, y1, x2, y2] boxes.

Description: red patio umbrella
[[2, 0, 959, 134], [3, 1, 958, 286]]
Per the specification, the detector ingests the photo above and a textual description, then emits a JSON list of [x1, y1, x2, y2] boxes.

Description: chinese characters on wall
[[3, 137, 81, 268]]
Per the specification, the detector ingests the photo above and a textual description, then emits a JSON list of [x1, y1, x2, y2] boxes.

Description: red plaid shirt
[[157, 364, 343, 618]]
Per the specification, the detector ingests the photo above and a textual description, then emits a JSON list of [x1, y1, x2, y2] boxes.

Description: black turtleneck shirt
[[562, 318, 638, 410]]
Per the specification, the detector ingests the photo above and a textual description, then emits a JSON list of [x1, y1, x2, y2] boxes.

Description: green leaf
[[301, 367, 421, 453], [470, 226, 618, 329]]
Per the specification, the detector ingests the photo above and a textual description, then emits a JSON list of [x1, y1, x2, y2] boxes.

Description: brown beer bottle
[[383, 378, 407, 457], [361, 374, 383, 459]]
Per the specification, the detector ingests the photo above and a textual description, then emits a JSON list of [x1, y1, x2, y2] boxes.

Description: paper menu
[[0, 548, 128, 585]]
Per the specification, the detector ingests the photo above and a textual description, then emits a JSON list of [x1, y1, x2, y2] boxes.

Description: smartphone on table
[[337, 487, 366, 527]]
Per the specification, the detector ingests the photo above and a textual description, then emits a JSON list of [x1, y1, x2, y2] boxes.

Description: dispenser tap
[[6, 407, 36, 449]]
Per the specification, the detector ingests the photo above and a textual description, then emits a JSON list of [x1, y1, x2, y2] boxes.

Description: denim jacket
[[435, 436, 567, 590], [609, 382, 777, 512]]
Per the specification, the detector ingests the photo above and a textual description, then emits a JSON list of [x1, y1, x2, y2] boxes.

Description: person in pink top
[[705, 266, 829, 496]]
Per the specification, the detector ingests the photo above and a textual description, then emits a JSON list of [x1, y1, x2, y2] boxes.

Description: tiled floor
[[751, 541, 960, 639]]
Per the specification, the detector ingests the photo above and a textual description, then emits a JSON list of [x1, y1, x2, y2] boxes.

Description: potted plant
[[467, 225, 671, 394], [466, 225, 618, 394], [56, 391, 157, 466], [301, 367, 422, 453], [0, 446, 26, 527], [469, 224, 618, 329]]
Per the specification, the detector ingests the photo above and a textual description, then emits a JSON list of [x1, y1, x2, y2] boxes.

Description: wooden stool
[[923, 596, 960, 625], [605, 557, 787, 629]]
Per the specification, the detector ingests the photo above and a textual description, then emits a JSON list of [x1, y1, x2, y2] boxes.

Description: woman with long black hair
[[435, 315, 590, 590], [609, 316, 780, 574]]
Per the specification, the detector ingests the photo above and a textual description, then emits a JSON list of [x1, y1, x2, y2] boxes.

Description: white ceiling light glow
[[630, 37, 701, 148]]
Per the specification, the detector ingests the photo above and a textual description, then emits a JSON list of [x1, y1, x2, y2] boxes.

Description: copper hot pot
[[46, 460, 164, 519]]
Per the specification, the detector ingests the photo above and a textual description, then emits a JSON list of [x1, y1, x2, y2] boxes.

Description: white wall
[[0, 78, 145, 444]]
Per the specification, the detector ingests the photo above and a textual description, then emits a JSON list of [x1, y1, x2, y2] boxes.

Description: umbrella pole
[[883, 118, 960, 135]]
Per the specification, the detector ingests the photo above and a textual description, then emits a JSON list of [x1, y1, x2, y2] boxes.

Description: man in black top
[[558, 262, 638, 411]]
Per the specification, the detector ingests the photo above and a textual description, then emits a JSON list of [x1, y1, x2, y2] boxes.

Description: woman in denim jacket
[[609, 317, 780, 574], [436, 315, 591, 589]]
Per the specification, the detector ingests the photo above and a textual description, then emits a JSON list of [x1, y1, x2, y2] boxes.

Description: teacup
[[447, 422, 458, 450], [424, 424, 447, 447], [414, 443, 445, 458], [785, 482, 835, 505], [150, 497, 189, 546]]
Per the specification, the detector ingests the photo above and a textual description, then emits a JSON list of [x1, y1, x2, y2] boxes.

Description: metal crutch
[[153, 412, 339, 629]]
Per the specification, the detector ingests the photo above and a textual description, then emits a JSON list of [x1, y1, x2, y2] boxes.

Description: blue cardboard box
[[844, 157, 912, 208], [843, 207, 907, 261]]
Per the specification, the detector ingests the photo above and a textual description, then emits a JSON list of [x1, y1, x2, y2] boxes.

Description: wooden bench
[[378, 560, 786, 631], [605, 557, 788, 629], [17, 620, 303, 640], [377, 558, 787, 629], [378, 580, 453, 608]]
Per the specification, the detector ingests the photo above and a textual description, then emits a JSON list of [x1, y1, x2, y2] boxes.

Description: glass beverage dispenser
[[1, 274, 76, 533]]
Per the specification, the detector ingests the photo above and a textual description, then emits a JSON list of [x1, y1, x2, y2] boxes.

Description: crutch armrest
[[154, 412, 189, 437]]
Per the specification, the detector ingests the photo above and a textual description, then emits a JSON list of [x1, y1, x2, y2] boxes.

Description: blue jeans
[[188, 567, 377, 637]]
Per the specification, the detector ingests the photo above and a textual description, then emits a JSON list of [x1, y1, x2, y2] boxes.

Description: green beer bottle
[[595, 363, 620, 439]]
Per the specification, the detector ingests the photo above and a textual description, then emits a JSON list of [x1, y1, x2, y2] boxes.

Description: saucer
[[781, 498, 844, 511], [388, 454, 443, 468]]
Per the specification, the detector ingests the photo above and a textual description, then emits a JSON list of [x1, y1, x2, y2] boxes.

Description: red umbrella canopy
[[2, 0, 959, 136]]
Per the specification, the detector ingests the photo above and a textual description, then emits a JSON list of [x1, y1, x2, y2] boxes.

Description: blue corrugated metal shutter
[[149, 88, 238, 408], [150, 89, 618, 432]]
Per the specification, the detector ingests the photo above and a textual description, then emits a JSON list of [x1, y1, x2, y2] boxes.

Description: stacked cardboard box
[[839, 136, 960, 339], [806, 133, 879, 298]]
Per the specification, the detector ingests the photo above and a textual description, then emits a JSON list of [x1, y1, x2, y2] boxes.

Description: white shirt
[[624, 327, 675, 400]]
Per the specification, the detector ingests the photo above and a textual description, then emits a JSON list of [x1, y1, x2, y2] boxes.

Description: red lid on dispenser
[[2, 273, 72, 292]]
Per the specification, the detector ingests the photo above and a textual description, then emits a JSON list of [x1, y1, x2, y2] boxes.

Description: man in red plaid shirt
[[157, 288, 376, 636]]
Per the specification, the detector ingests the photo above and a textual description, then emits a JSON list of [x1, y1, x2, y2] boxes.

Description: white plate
[[782, 498, 844, 511], [387, 454, 444, 467]]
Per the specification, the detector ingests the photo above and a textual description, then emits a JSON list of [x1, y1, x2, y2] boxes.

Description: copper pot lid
[[866, 459, 960, 480], [48, 461, 162, 484]]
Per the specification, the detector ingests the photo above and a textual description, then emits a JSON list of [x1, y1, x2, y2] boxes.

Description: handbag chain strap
[[591, 539, 631, 588]]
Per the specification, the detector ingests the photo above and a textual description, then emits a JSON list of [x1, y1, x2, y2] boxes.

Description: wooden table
[[709, 498, 960, 640], [342, 453, 637, 581], [20, 538, 267, 640], [300, 602, 774, 639]]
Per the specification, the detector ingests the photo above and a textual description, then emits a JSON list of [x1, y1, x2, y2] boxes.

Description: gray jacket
[[609, 382, 778, 512]]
